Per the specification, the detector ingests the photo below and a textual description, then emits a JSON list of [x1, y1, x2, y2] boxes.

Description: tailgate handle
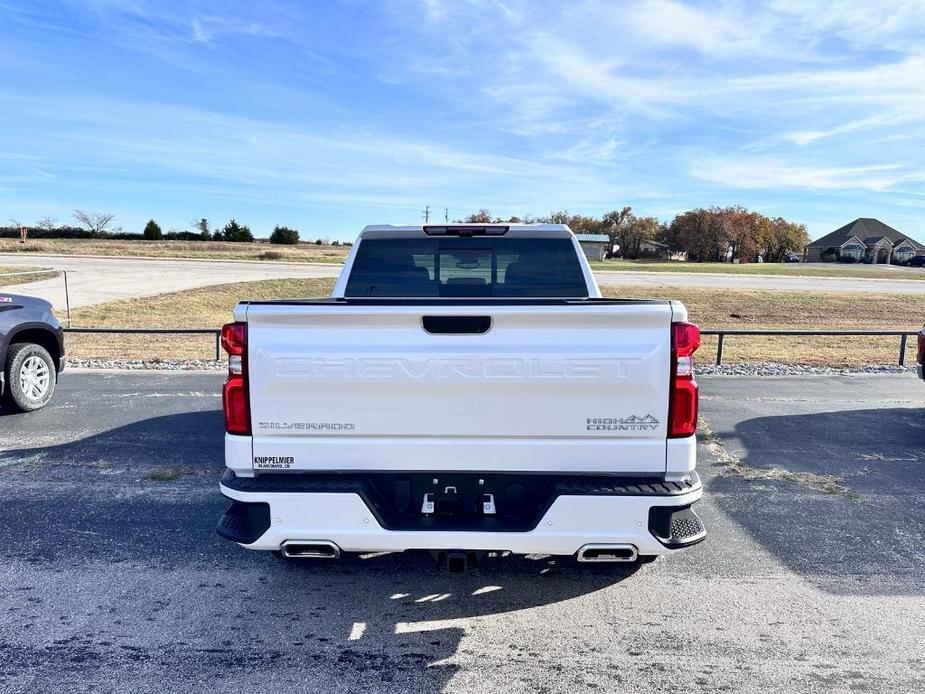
[[422, 316, 492, 334]]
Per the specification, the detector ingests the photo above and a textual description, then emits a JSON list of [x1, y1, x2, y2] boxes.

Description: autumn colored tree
[[621, 215, 664, 259], [461, 209, 494, 223], [602, 207, 633, 258], [764, 218, 810, 262]]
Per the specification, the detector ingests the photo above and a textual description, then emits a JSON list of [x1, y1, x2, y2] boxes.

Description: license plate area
[[367, 473, 552, 531]]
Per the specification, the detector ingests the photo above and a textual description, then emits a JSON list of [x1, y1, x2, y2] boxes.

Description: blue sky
[[1, 0, 923, 241]]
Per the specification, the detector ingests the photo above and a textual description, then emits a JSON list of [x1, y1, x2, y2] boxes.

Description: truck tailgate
[[245, 301, 674, 474]]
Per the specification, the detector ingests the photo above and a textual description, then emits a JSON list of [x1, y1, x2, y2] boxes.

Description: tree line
[[1, 211, 319, 246], [4, 205, 809, 260], [458, 206, 809, 262]]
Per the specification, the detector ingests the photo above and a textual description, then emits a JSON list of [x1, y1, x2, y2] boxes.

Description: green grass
[[588, 259, 925, 280]]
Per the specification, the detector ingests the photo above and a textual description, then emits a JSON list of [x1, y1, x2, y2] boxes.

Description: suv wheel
[[4, 343, 56, 412]]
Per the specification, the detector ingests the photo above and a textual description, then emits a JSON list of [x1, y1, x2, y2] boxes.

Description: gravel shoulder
[[64, 358, 920, 376]]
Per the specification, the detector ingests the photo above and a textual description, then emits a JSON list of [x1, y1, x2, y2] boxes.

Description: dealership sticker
[[254, 456, 295, 470], [0, 296, 12, 303]]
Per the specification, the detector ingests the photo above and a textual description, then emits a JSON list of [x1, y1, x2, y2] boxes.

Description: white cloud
[[768, 0, 925, 52], [548, 136, 623, 165], [3, 0, 924, 234], [783, 115, 911, 146], [190, 16, 290, 43], [690, 157, 918, 192], [0, 93, 626, 213], [622, 0, 772, 59]]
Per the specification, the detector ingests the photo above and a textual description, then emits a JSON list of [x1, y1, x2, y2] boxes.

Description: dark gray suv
[[0, 292, 64, 412]]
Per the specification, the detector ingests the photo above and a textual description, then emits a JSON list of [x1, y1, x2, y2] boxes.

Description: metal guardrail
[[65, 327, 223, 361], [59, 326, 922, 366], [701, 329, 920, 366]]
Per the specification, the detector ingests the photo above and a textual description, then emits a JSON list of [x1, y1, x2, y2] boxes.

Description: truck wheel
[[4, 343, 56, 412]]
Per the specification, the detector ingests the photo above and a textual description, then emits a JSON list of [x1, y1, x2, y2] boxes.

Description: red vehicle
[[918, 325, 925, 381]]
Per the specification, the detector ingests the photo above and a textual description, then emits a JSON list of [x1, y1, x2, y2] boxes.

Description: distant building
[[575, 234, 610, 261], [637, 240, 672, 259], [803, 218, 925, 264]]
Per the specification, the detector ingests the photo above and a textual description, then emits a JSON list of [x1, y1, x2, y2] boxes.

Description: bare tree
[[35, 216, 58, 231], [191, 218, 211, 240], [73, 209, 115, 234]]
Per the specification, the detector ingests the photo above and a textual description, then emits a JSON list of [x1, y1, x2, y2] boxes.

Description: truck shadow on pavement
[[0, 407, 643, 691], [706, 405, 925, 595]]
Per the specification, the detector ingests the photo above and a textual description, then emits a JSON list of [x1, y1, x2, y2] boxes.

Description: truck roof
[[359, 223, 574, 239]]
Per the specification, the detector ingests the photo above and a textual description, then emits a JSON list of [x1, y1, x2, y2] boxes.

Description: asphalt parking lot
[[1, 371, 924, 693]]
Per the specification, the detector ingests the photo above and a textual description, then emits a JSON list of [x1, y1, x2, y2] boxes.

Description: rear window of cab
[[344, 237, 589, 298]]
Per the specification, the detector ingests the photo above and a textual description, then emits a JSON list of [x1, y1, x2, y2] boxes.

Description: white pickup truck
[[216, 224, 705, 571]]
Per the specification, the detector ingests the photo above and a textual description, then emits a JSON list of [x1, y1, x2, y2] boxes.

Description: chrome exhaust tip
[[576, 543, 638, 563], [280, 540, 341, 559]]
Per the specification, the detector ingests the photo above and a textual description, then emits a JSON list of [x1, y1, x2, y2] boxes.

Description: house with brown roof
[[803, 218, 925, 264]]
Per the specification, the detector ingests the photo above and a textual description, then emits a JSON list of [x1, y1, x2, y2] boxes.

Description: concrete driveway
[[4, 253, 925, 309], [0, 254, 341, 308], [0, 371, 922, 693]]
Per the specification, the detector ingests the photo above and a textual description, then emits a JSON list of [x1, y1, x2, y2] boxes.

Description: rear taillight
[[668, 322, 700, 438], [918, 326, 925, 365], [221, 322, 250, 435]]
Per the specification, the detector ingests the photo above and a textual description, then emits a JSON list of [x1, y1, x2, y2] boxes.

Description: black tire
[[4, 343, 56, 412]]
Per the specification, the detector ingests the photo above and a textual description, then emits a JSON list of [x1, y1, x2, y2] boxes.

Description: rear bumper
[[218, 470, 705, 557]]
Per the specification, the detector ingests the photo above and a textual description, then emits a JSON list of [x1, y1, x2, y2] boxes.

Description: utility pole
[[423, 205, 430, 223], [444, 208, 448, 223]]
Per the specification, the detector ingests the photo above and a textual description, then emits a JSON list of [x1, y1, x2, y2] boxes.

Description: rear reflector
[[669, 322, 700, 438], [221, 322, 250, 435]]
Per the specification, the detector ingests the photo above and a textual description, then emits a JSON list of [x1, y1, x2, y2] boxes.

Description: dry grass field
[[69, 278, 335, 360], [0, 266, 57, 287], [590, 258, 925, 280], [0, 238, 350, 264], [3, 237, 923, 283], [64, 278, 923, 365], [601, 284, 921, 366]]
